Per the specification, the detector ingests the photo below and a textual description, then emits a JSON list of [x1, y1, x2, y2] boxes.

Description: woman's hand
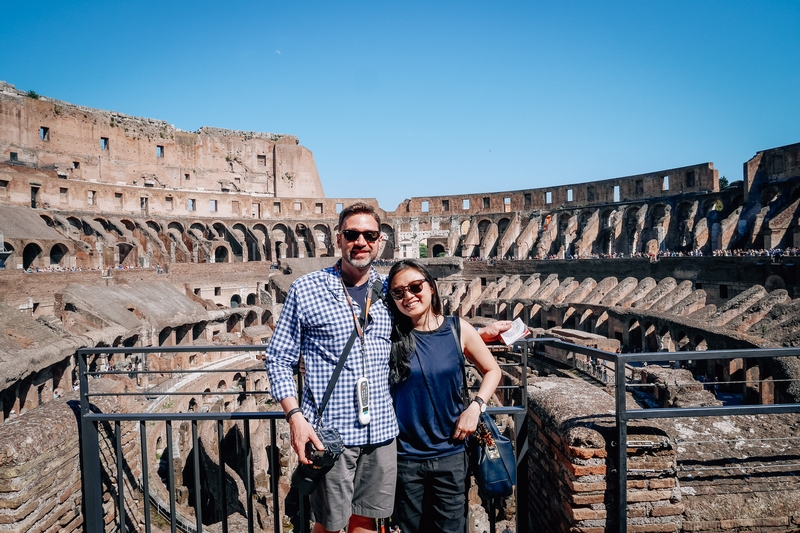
[[452, 401, 481, 440]]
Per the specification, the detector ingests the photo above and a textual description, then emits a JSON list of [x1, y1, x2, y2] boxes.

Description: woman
[[387, 259, 502, 533]]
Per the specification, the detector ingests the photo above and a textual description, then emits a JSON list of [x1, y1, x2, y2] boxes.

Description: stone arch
[[190, 222, 208, 238], [146, 220, 162, 233], [230, 294, 241, 308], [760, 185, 781, 207], [379, 224, 395, 259], [431, 244, 446, 257], [244, 311, 258, 328], [117, 243, 135, 266], [192, 321, 208, 342], [214, 245, 230, 263], [252, 223, 271, 261], [22, 242, 43, 270], [694, 335, 708, 351], [39, 214, 56, 227], [595, 311, 609, 337], [234, 222, 260, 261], [158, 327, 174, 347], [460, 220, 470, 235], [314, 224, 334, 257], [49, 243, 69, 267], [261, 310, 273, 327], [119, 219, 136, 232], [670, 201, 696, 251], [557, 213, 573, 256], [563, 307, 577, 329], [168, 221, 185, 233], [66, 216, 85, 238], [215, 221, 243, 261], [497, 217, 511, 236], [624, 207, 642, 255], [601, 208, 616, 230], [650, 204, 670, 252], [271, 224, 291, 259], [227, 313, 241, 333], [294, 223, 314, 258], [246, 293, 257, 306], [676, 331, 690, 351], [659, 326, 674, 352], [211, 222, 228, 239], [579, 309, 595, 332], [477, 219, 492, 241], [644, 322, 658, 352], [217, 380, 227, 391], [94, 217, 117, 236], [628, 318, 642, 351]]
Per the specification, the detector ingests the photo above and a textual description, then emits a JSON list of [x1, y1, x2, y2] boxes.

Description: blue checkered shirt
[[265, 263, 398, 446]]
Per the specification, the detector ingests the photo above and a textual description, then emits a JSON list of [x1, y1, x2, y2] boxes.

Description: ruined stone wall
[[0, 380, 144, 533], [0, 81, 323, 199], [0, 162, 365, 221], [396, 163, 718, 216], [526, 374, 800, 533], [744, 141, 800, 202]]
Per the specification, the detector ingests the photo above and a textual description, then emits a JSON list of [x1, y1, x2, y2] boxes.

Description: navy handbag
[[470, 412, 517, 498]]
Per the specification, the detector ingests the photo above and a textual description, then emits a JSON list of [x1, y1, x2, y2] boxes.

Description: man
[[266, 202, 397, 533], [266, 202, 511, 533]]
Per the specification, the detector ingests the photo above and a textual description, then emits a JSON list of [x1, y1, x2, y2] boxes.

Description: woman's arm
[[452, 318, 503, 440]]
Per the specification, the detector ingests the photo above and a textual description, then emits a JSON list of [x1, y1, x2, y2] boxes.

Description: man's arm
[[264, 283, 323, 463]]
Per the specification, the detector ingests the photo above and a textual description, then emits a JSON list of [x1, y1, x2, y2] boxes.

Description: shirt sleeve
[[264, 282, 303, 402]]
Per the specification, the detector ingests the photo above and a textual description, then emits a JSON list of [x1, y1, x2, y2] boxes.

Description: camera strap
[[315, 278, 384, 424]]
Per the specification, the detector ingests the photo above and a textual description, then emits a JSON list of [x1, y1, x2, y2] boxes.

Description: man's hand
[[477, 320, 513, 343], [289, 413, 324, 464]]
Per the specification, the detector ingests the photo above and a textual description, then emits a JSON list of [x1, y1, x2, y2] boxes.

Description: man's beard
[[343, 249, 374, 269]]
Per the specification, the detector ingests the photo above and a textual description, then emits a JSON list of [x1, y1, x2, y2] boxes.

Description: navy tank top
[[394, 316, 466, 459]]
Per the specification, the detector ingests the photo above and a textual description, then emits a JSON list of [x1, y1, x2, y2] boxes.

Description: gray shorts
[[310, 439, 397, 531]]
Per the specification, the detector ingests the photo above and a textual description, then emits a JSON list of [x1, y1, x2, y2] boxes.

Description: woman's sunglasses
[[341, 229, 380, 243], [389, 279, 427, 300]]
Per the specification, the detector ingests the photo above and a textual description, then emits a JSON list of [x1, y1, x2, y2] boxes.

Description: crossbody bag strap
[[447, 316, 470, 408], [315, 279, 383, 420]]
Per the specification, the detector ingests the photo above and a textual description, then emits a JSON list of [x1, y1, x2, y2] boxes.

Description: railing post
[[614, 354, 628, 533], [192, 421, 203, 533], [78, 349, 104, 533], [115, 421, 126, 533], [517, 339, 530, 533]]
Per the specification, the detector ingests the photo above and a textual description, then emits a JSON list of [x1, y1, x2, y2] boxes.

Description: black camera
[[290, 426, 344, 495]]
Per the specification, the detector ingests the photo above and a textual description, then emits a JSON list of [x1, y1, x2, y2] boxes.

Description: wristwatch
[[472, 396, 487, 413]]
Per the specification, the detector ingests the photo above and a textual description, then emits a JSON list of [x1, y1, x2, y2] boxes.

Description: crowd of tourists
[[463, 246, 798, 262], [712, 247, 799, 257], [21, 264, 169, 274]]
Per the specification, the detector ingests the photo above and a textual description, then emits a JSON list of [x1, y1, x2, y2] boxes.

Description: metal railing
[[526, 337, 800, 533], [78, 343, 531, 533]]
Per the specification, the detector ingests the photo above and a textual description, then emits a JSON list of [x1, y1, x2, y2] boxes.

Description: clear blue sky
[[2, 1, 798, 211]]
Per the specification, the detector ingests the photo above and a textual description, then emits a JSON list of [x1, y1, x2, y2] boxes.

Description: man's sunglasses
[[341, 230, 380, 243], [389, 279, 428, 300]]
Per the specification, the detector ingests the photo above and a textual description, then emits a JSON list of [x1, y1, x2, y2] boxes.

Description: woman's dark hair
[[386, 259, 442, 384]]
